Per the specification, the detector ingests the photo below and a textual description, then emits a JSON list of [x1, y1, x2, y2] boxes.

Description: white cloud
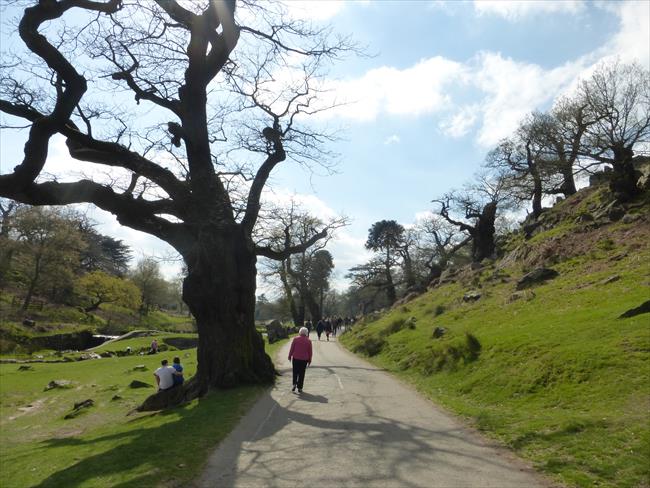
[[472, 52, 586, 146], [603, 1, 650, 68], [319, 56, 467, 121], [383, 134, 401, 145], [439, 104, 478, 138], [260, 187, 339, 221], [473, 0, 585, 21]]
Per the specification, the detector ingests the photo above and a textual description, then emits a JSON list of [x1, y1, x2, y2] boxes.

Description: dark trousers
[[292, 359, 308, 389]]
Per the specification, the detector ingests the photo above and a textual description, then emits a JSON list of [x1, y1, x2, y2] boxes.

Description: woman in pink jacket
[[288, 327, 313, 393]]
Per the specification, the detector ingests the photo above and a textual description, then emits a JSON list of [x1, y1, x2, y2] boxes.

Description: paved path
[[195, 333, 551, 488]]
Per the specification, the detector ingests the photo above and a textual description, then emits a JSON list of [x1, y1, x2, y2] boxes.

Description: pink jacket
[[288, 335, 313, 363]]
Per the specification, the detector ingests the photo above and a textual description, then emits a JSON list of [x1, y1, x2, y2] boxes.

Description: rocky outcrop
[[516, 268, 559, 290]]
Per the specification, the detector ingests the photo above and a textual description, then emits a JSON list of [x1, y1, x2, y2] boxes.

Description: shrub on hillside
[[465, 333, 482, 360], [353, 335, 386, 357], [419, 333, 482, 374], [382, 317, 406, 336]]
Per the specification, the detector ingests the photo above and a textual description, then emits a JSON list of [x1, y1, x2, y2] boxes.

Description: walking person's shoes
[[292, 384, 296, 392], [298, 389, 303, 393]]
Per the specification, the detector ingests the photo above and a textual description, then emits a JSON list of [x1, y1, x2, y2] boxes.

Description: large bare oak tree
[[0, 0, 352, 401]]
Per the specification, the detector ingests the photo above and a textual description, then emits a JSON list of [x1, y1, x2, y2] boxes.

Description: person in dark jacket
[[324, 319, 332, 341], [316, 320, 325, 340], [288, 327, 313, 393]]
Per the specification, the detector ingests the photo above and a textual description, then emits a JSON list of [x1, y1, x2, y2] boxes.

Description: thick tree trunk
[[471, 202, 497, 262], [610, 147, 639, 203], [560, 164, 577, 196], [181, 229, 275, 397]]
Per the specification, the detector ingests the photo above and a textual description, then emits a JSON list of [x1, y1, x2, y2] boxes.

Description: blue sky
[[1, 0, 649, 292]]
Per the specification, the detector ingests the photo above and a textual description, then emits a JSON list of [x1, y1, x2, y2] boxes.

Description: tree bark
[[610, 147, 640, 203], [559, 164, 577, 196], [181, 228, 275, 396], [471, 202, 497, 262]]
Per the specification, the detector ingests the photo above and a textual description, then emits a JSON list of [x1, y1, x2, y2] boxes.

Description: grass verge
[[0, 333, 288, 487]]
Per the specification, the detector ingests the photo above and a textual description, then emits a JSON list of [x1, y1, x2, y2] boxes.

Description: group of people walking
[[307, 316, 351, 341]]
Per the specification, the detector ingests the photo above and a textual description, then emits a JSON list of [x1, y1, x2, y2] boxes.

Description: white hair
[[299, 327, 309, 336]]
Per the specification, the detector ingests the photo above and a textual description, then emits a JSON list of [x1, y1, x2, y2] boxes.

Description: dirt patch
[[8, 398, 46, 421], [522, 217, 650, 269]]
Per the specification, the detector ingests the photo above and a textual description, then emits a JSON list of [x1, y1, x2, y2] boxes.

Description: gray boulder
[[432, 327, 446, 339], [463, 291, 482, 302], [516, 268, 559, 290], [64, 399, 94, 419], [44, 380, 73, 391], [265, 319, 288, 344]]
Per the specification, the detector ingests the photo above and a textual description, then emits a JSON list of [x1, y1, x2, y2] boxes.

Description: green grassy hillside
[[341, 187, 650, 488]]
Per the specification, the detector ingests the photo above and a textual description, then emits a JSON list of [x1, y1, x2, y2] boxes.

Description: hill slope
[[341, 186, 650, 488]]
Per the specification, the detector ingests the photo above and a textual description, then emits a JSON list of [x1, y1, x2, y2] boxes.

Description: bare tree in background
[[258, 203, 345, 326], [433, 173, 511, 263], [486, 117, 549, 219], [416, 215, 470, 283], [578, 61, 650, 202], [0, 1, 354, 402]]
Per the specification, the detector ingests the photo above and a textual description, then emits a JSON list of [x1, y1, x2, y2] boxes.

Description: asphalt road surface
[[195, 333, 551, 488]]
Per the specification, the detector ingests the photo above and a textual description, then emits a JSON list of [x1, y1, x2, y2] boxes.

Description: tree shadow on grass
[[33, 387, 261, 488]]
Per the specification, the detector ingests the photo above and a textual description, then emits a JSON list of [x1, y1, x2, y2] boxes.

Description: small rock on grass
[[600, 275, 620, 285], [44, 380, 73, 391], [18, 365, 34, 371], [129, 380, 152, 389], [432, 327, 446, 339], [64, 399, 94, 419]]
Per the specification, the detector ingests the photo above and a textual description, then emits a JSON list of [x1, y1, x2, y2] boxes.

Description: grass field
[[341, 220, 650, 488], [0, 333, 289, 488]]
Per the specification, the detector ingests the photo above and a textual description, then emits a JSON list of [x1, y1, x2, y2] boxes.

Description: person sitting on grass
[[154, 359, 175, 391], [172, 356, 184, 386]]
